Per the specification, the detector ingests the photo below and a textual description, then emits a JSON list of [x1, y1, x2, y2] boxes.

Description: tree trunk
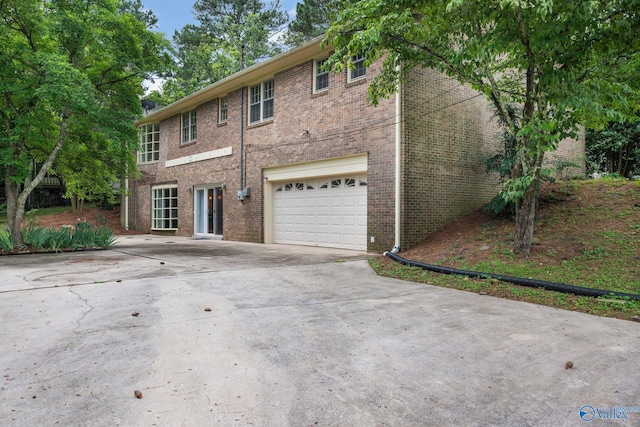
[[511, 148, 545, 256], [5, 172, 25, 247], [6, 113, 70, 245], [70, 194, 85, 213], [513, 182, 537, 255]]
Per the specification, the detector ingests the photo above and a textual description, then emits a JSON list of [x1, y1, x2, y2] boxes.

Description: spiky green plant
[[48, 227, 73, 252], [94, 226, 117, 249], [72, 222, 94, 249], [0, 229, 14, 253], [22, 223, 49, 249]]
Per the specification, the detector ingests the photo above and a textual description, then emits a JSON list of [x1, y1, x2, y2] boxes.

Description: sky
[[142, 0, 301, 38]]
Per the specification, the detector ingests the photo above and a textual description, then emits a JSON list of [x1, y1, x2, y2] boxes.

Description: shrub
[[0, 229, 13, 253], [22, 223, 50, 249], [72, 222, 94, 248], [94, 226, 117, 249], [4, 222, 117, 254]]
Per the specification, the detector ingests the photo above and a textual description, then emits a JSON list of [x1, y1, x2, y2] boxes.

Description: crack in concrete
[[68, 287, 94, 333]]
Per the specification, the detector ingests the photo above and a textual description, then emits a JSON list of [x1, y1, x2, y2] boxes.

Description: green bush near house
[[0, 229, 13, 254], [1, 222, 116, 255]]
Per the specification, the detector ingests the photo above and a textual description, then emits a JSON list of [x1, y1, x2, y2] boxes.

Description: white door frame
[[193, 184, 224, 238]]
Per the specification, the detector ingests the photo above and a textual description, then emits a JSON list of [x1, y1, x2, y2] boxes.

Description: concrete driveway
[[1, 235, 638, 426]]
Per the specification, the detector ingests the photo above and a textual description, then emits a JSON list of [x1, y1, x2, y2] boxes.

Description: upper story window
[[349, 55, 366, 82], [249, 79, 274, 124], [219, 96, 228, 123], [181, 109, 197, 144], [138, 123, 159, 164], [314, 58, 329, 93]]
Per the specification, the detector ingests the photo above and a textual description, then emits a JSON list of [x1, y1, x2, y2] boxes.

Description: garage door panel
[[343, 215, 356, 226], [273, 174, 367, 250]]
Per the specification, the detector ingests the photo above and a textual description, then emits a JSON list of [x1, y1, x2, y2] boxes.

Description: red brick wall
[[400, 68, 502, 249], [131, 58, 397, 251]]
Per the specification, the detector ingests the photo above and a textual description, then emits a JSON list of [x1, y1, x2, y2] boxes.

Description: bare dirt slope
[[399, 179, 640, 268], [29, 206, 143, 235]]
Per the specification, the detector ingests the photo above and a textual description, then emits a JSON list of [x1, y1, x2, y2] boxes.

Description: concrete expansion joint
[[233, 291, 427, 311]]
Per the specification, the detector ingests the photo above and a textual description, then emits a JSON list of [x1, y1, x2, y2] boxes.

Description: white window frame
[[152, 185, 178, 230], [249, 79, 274, 124], [348, 55, 367, 82], [181, 109, 197, 144], [138, 123, 159, 164], [218, 96, 228, 123], [313, 58, 329, 93]]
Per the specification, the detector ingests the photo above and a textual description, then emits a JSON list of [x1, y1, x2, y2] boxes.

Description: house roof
[[136, 36, 329, 126]]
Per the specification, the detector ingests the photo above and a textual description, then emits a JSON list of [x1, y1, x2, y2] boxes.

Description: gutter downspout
[[239, 87, 244, 192], [391, 69, 402, 253], [124, 177, 129, 230]]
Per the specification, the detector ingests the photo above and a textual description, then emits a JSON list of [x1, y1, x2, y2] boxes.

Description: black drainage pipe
[[383, 251, 640, 302]]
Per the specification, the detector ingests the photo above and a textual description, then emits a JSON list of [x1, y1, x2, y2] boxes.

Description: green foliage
[[586, 119, 640, 178], [548, 159, 583, 180], [284, 0, 334, 47], [0, 0, 173, 246], [47, 227, 73, 253], [72, 222, 95, 249], [483, 194, 516, 218], [10, 222, 116, 253], [94, 226, 118, 249], [0, 230, 13, 253]]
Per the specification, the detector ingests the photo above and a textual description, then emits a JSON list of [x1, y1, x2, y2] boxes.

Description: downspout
[[124, 177, 129, 230], [391, 68, 402, 253], [239, 86, 244, 192]]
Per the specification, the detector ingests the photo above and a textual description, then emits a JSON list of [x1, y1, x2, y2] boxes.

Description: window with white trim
[[181, 109, 197, 144], [349, 55, 366, 82], [219, 96, 228, 123], [138, 123, 159, 163], [152, 185, 178, 230], [249, 80, 274, 124], [314, 58, 329, 93]]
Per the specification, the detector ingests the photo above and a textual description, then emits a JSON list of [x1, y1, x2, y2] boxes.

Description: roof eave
[[136, 36, 330, 126]]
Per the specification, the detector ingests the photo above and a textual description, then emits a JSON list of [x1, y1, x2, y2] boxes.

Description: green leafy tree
[[155, 0, 288, 103], [284, 0, 333, 47], [0, 0, 172, 246], [53, 118, 120, 213], [325, 0, 640, 255], [586, 120, 640, 178], [119, 0, 159, 28]]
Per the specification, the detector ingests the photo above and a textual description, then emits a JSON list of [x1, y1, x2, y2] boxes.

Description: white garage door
[[272, 175, 367, 250]]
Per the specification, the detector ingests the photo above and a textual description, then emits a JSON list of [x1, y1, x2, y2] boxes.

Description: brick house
[[130, 38, 584, 253]]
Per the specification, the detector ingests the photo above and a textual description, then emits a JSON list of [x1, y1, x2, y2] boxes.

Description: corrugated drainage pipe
[[383, 251, 640, 301]]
